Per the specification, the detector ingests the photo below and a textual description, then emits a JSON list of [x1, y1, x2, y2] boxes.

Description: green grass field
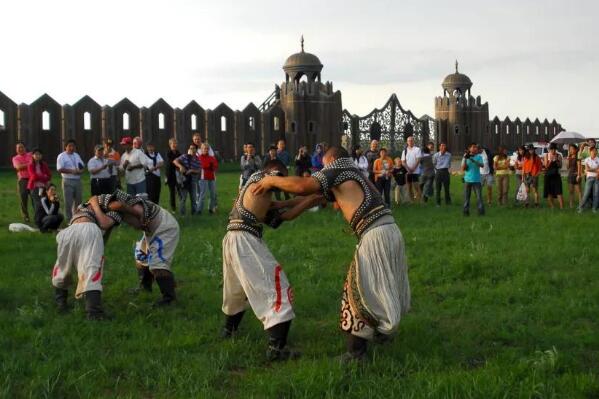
[[1, 166, 598, 398]]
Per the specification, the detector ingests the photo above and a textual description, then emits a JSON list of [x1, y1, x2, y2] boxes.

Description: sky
[[1, 0, 598, 136]]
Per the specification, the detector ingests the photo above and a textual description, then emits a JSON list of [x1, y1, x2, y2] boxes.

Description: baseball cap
[[120, 136, 133, 145]]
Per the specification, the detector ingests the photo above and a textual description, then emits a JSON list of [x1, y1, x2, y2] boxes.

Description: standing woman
[[295, 146, 312, 177], [513, 146, 526, 202], [165, 138, 181, 213], [493, 146, 510, 205], [144, 142, 164, 204], [351, 145, 369, 178], [27, 148, 52, 211], [522, 144, 542, 207], [419, 146, 435, 203], [311, 144, 324, 173], [543, 143, 564, 209], [12, 141, 33, 222], [373, 148, 393, 207], [567, 144, 582, 208]]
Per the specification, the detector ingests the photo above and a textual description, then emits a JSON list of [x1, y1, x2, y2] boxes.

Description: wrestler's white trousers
[[222, 230, 295, 329]]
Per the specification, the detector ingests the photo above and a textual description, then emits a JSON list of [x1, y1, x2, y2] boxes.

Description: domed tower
[[435, 61, 489, 152], [278, 36, 343, 154]]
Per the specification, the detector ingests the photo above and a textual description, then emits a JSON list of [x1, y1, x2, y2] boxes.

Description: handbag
[[516, 181, 528, 202]]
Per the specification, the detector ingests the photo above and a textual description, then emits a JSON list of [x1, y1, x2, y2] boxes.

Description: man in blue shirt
[[461, 143, 485, 216], [276, 139, 291, 200], [433, 142, 452, 206]]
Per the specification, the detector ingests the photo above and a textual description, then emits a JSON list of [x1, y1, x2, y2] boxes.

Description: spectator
[[144, 142, 164, 204], [479, 146, 494, 206], [197, 143, 219, 214], [311, 144, 324, 172], [351, 144, 369, 178], [401, 135, 422, 202], [578, 146, 599, 213], [27, 148, 52, 211], [103, 137, 121, 191], [263, 145, 278, 168], [295, 146, 312, 177], [433, 142, 452, 206], [522, 144, 542, 207], [373, 148, 393, 207], [12, 141, 33, 222], [241, 142, 262, 186], [512, 146, 526, 202], [392, 157, 408, 206], [493, 146, 511, 206], [461, 143, 485, 216], [165, 138, 182, 212], [133, 136, 143, 149], [34, 183, 64, 233], [419, 146, 435, 203], [120, 136, 149, 197], [87, 145, 112, 195], [426, 141, 435, 154], [543, 143, 564, 209], [578, 139, 595, 206], [567, 144, 582, 208], [173, 143, 201, 215], [56, 139, 84, 222], [276, 139, 291, 169], [363, 139, 379, 182]]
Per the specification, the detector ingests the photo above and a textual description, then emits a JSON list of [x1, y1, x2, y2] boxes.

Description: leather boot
[[266, 321, 300, 361], [54, 288, 68, 313], [221, 311, 245, 338], [154, 270, 176, 307], [84, 290, 107, 320], [339, 333, 368, 363], [138, 267, 154, 292]]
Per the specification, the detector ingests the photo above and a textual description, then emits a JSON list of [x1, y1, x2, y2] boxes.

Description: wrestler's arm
[[279, 194, 325, 221], [270, 196, 307, 209], [252, 176, 321, 196], [88, 196, 116, 231], [121, 213, 144, 230]]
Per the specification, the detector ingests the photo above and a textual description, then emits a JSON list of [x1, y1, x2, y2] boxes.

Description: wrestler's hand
[[251, 177, 272, 195]]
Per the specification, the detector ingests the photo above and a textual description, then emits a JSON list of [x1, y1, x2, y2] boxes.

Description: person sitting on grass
[[252, 148, 411, 363], [221, 159, 324, 362], [35, 183, 64, 233]]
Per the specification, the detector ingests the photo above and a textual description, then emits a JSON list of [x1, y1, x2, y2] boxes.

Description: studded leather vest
[[112, 190, 160, 226], [70, 193, 123, 227], [312, 157, 392, 238]]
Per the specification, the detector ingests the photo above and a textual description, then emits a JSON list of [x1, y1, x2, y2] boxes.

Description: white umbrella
[[550, 131, 586, 144]]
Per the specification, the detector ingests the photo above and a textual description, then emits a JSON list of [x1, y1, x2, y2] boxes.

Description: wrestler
[[252, 147, 411, 362], [51, 194, 123, 320], [223, 159, 324, 361]]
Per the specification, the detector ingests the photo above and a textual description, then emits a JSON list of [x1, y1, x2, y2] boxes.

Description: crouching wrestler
[[222, 159, 324, 361]]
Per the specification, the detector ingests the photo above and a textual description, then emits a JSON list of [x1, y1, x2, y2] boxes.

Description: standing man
[[165, 138, 181, 213], [87, 145, 113, 195], [56, 139, 85, 222], [197, 143, 218, 215], [133, 136, 143, 150], [276, 139, 291, 200], [103, 137, 121, 191], [252, 148, 411, 362], [144, 142, 164, 204], [12, 141, 33, 222], [120, 136, 149, 198], [401, 135, 422, 202], [240, 142, 261, 187], [363, 139, 379, 183], [433, 143, 452, 206], [173, 143, 201, 215], [578, 146, 599, 213], [461, 143, 485, 216]]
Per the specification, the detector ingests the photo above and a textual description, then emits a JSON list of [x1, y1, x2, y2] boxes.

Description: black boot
[[339, 334, 368, 363], [84, 290, 107, 320], [221, 311, 245, 338], [54, 288, 68, 313], [266, 321, 300, 361], [138, 267, 154, 292], [154, 270, 176, 307]]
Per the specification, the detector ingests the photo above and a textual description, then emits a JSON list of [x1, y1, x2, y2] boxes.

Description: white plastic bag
[[516, 182, 528, 202], [9, 223, 38, 233]]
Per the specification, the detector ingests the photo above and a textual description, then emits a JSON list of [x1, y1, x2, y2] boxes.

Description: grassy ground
[[0, 166, 598, 398]]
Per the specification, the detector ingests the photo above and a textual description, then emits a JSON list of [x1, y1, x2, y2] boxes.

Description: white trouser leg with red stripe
[[222, 231, 295, 330], [52, 222, 105, 298]]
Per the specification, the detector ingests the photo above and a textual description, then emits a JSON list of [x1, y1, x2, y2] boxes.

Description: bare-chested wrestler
[[223, 159, 324, 361], [252, 147, 411, 362]]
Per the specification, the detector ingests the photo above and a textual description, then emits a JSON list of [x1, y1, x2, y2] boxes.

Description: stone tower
[[434, 61, 489, 152], [278, 36, 343, 154]]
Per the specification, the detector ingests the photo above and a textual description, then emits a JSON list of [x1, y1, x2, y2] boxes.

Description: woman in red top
[[522, 144, 542, 207], [27, 148, 52, 211]]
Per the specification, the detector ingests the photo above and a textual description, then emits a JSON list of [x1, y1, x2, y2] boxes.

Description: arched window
[[158, 113, 165, 130], [42, 111, 51, 131], [553, 127, 557, 135], [191, 114, 197, 130], [506, 125, 510, 134], [527, 125, 530, 135], [516, 125, 520, 134], [83, 112, 91, 131], [273, 116, 280, 131], [536, 126, 539, 135], [221, 116, 227, 132], [248, 116, 255, 130], [0, 109, 5, 129], [123, 112, 130, 130], [495, 124, 499, 134], [545, 126, 548, 135]]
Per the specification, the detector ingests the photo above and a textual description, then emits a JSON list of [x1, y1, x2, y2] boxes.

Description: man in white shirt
[[120, 136, 149, 198], [579, 146, 599, 213], [56, 139, 85, 221], [401, 135, 422, 202], [144, 142, 164, 204], [87, 145, 113, 195], [479, 147, 494, 206]]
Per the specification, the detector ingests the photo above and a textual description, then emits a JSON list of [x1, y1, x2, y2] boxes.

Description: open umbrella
[[550, 131, 586, 144]]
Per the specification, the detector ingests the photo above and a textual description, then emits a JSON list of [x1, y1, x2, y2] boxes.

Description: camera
[[463, 151, 471, 159]]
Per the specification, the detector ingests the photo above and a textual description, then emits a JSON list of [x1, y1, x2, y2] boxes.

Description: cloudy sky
[[2, 0, 598, 136]]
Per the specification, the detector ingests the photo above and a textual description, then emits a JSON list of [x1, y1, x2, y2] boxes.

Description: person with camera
[[35, 183, 64, 233], [240, 142, 262, 186], [173, 143, 202, 215], [27, 148, 52, 212], [295, 146, 312, 177], [56, 139, 85, 221], [543, 143, 564, 209], [119, 136, 149, 198], [461, 143, 485, 216]]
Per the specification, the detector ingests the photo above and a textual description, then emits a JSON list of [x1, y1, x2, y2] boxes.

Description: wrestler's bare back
[[242, 182, 273, 222]]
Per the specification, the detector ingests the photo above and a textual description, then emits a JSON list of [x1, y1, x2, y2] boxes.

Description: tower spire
[[455, 59, 459, 73], [301, 35, 304, 52]]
